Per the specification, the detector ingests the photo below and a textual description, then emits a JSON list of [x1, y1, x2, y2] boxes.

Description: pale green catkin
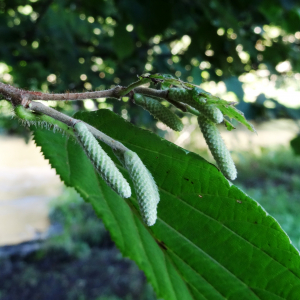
[[168, 88, 223, 124], [74, 122, 131, 198], [198, 115, 237, 180], [113, 149, 159, 205], [133, 93, 183, 131], [122, 150, 160, 226], [14, 105, 71, 134], [199, 104, 224, 124], [14, 105, 38, 127]]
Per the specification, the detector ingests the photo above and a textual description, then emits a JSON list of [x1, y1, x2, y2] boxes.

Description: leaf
[[218, 105, 256, 133], [33, 110, 300, 300], [224, 118, 236, 131]]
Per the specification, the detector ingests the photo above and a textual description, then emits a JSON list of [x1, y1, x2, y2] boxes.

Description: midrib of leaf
[[132, 216, 161, 293]]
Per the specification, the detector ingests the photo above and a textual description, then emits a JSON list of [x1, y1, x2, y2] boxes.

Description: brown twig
[[0, 81, 169, 105], [29, 101, 129, 152]]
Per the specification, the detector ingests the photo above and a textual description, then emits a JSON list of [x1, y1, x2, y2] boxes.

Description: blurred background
[[1, 0, 300, 299]]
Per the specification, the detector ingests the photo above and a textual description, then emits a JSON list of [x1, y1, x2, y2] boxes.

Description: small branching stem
[[1, 80, 202, 149], [0, 81, 200, 116], [0, 81, 162, 104], [29, 101, 128, 152], [119, 78, 151, 96]]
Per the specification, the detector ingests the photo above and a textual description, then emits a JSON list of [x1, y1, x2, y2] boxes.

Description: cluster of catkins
[[74, 122, 159, 226], [133, 87, 237, 181], [14, 85, 237, 227], [14, 105, 159, 227]]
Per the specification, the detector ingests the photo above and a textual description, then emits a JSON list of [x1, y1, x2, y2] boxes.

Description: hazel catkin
[[74, 122, 131, 198], [133, 93, 183, 131], [198, 115, 237, 180], [121, 149, 160, 226]]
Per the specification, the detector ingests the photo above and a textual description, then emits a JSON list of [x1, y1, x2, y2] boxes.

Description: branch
[[29, 101, 128, 152], [0, 81, 159, 105], [0, 81, 201, 119], [0, 82, 125, 105], [133, 87, 168, 99]]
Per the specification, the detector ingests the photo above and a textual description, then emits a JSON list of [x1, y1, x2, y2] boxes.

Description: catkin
[[133, 93, 183, 131], [199, 104, 224, 124], [168, 88, 201, 106], [14, 105, 70, 134], [74, 122, 131, 198], [122, 150, 160, 226], [198, 115, 237, 180], [14, 105, 38, 126], [168, 88, 224, 124]]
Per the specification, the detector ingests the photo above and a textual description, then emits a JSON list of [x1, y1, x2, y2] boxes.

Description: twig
[[0, 83, 125, 104], [133, 87, 168, 99], [29, 101, 128, 152], [119, 78, 151, 96], [0, 80, 200, 118], [0, 81, 164, 104]]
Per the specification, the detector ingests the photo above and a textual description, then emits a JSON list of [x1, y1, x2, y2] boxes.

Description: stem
[[0, 81, 163, 104], [184, 105, 200, 116], [134, 87, 168, 99], [29, 101, 128, 152], [29, 102, 77, 127], [26, 86, 124, 101], [119, 78, 151, 96]]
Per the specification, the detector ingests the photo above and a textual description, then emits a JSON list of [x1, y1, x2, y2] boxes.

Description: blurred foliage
[[1, 0, 300, 135], [1, 0, 300, 87], [234, 146, 300, 249], [290, 134, 300, 156]]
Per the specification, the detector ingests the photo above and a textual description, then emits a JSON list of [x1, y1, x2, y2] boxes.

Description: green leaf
[[217, 105, 256, 133], [33, 110, 300, 300], [224, 118, 236, 131]]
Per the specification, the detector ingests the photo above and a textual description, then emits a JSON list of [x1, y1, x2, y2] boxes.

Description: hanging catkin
[[168, 88, 223, 124], [121, 150, 160, 226], [198, 115, 237, 180], [74, 122, 131, 198], [133, 93, 183, 131]]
